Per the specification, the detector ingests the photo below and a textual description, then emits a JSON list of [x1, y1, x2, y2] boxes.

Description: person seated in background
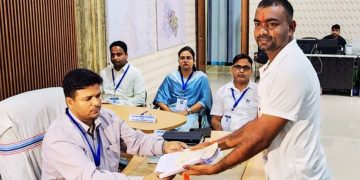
[[211, 54, 258, 131], [323, 24, 347, 51], [41, 69, 187, 180], [100, 41, 146, 106], [153, 46, 212, 131]]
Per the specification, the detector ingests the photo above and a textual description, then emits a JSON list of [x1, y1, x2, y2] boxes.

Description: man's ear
[[66, 96, 74, 109], [288, 20, 296, 38], [289, 20, 296, 33]]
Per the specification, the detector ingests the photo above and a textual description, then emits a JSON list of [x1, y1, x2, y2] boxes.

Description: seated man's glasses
[[179, 56, 193, 61], [232, 65, 251, 72]]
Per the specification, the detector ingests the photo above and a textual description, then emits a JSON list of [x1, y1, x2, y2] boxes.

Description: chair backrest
[[0, 87, 66, 180]]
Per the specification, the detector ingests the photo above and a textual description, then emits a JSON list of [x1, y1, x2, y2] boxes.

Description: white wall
[[127, 0, 196, 105], [249, 0, 360, 56]]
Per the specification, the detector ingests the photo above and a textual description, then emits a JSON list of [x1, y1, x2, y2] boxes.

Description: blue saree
[[153, 71, 212, 131]]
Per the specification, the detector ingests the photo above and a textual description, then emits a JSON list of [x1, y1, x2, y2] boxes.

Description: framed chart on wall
[[106, 0, 157, 60], [156, 0, 186, 50]]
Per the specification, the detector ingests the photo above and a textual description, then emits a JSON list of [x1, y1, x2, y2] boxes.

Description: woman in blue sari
[[153, 46, 212, 131]]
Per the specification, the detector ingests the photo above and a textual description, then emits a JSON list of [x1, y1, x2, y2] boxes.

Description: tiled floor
[[207, 73, 360, 180]]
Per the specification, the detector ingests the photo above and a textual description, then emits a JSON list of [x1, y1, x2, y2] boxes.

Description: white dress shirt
[[100, 63, 145, 106], [41, 108, 164, 180], [211, 81, 258, 131]]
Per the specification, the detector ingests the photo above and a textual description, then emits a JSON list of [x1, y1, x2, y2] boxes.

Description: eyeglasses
[[179, 56, 193, 61], [232, 65, 251, 72]]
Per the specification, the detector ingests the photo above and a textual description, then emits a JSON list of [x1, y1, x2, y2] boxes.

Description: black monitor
[[254, 48, 268, 64], [317, 39, 339, 54], [297, 39, 317, 54]]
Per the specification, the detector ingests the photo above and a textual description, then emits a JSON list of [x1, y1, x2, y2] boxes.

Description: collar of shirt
[[111, 62, 129, 73], [259, 39, 297, 75], [67, 109, 101, 135], [228, 80, 255, 92]]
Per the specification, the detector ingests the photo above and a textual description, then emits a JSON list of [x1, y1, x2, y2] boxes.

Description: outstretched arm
[[185, 114, 287, 175]]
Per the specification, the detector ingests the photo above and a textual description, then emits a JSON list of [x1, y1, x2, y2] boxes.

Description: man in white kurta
[[258, 39, 330, 179], [182, 1, 331, 179]]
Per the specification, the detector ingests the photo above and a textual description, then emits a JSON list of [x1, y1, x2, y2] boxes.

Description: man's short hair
[[110, 41, 128, 53], [233, 54, 253, 65], [257, 0, 294, 22], [63, 68, 103, 98], [332, 24, 340, 30]]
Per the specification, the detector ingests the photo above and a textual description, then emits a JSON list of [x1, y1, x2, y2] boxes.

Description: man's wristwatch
[[186, 108, 192, 115]]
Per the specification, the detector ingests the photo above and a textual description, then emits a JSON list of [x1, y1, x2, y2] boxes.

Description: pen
[[140, 110, 148, 115]]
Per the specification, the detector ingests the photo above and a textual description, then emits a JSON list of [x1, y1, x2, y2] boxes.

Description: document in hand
[[155, 143, 220, 178]]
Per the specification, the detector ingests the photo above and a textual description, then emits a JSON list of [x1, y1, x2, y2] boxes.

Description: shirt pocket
[[106, 143, 121, 171], [244, 99, 258, 117]]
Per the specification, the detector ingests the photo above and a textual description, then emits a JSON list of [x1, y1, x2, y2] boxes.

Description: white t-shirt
[[258, 39, 331, 180], [100, 63, 146, 106], [211, 81, 258, 131]]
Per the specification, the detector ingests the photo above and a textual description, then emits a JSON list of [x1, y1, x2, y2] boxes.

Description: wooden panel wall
[[0, 0, 77, 100]]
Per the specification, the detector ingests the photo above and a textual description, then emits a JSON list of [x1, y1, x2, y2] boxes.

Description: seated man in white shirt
[[100, 41, 146, 106], [210, 54, 258, 131], [41, 68, 187, 180]]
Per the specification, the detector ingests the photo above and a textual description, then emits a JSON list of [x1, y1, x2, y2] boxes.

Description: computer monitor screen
[[351, 39, 360, 55], [317, 39, 339, 54], [254, 48, 268, 64], [297, 39, 317, 54]]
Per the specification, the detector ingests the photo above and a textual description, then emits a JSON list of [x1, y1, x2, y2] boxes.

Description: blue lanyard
[[180, 71, 194, 91], [231, 88, 249, 111], [66, 108, 102, 167], [112, 65, 130, 91]]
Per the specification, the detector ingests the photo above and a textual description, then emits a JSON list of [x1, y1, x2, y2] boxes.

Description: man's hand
[[183, 164, 220, 175], [190, 141, 213, 150], [163, 141, 188, 154], [146, 172, 175, 180]]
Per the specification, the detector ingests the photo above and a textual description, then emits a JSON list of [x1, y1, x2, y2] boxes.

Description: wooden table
[[122, 131, 265, 180], [102, 104, 186, 133]]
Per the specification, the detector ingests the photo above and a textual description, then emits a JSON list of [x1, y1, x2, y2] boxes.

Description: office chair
[[0, 87, 66, 180]]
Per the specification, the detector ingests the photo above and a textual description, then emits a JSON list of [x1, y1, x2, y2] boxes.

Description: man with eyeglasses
[[210, 54, 258, 132]]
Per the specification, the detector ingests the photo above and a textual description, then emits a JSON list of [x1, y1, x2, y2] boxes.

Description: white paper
[[128, 176, 144, 180], [155, 143, 220, 178]]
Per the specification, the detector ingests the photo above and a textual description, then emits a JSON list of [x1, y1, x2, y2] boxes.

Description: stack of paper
[[155, 143, 220, 178]]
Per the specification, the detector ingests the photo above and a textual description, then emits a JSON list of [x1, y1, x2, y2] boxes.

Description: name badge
[[109, 97, 120, 105], [175, 98, 187, 111], [222, 115, 232, 131], [129, 114, 156, 123]]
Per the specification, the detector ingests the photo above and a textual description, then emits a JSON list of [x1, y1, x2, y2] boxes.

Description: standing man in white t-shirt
[[184, 0, 331, 179], [211, 54, 258, 132], [100, 41, 146, 106]]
